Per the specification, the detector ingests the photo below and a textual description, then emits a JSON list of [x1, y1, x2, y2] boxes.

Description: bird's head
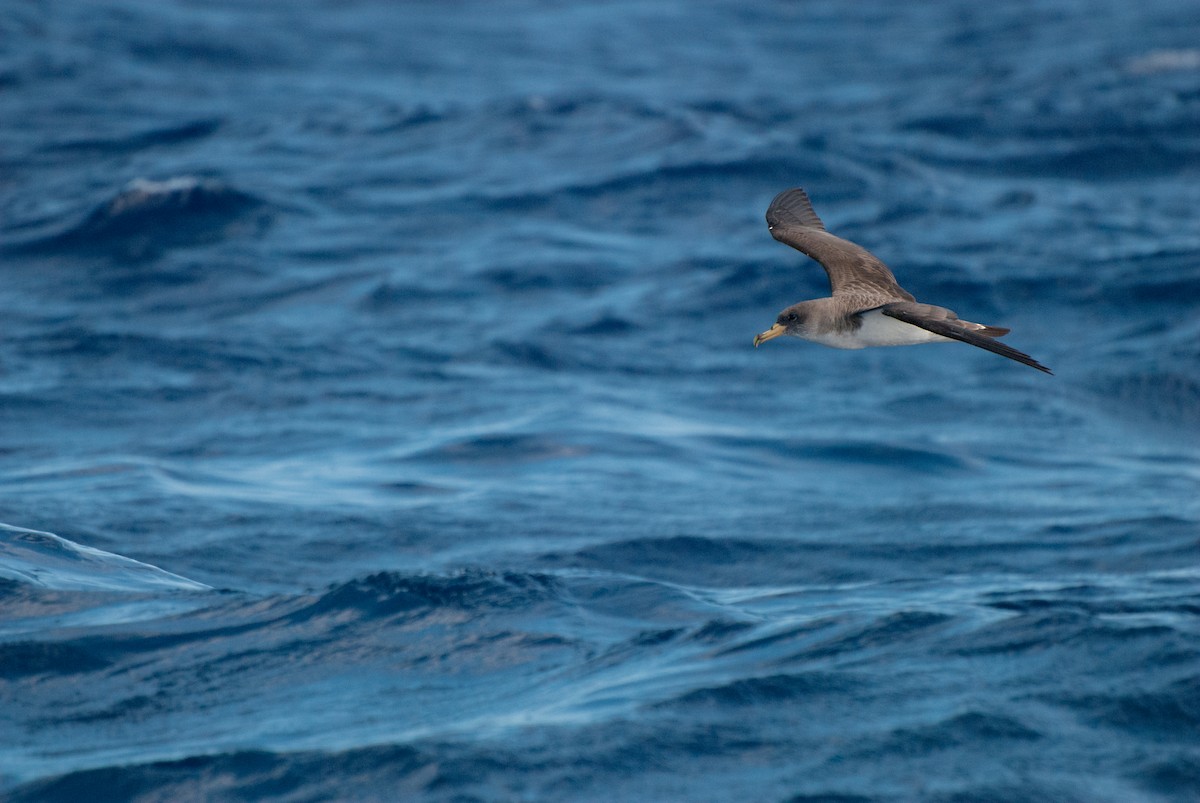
[[753, 305, 808, 347]]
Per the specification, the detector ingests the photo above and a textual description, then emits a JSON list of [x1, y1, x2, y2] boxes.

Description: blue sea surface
[[3, 1, 1200, 800]]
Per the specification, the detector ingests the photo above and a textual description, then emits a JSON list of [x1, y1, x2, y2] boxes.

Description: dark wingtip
[[1010, 351, 1053, 374], [998, 347, 1053, 374], [999, 341, 1053, 374]]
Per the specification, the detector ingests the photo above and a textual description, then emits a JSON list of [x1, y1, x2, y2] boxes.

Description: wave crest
[[11, 176, 267, 257], [0, 522, 211, 593]]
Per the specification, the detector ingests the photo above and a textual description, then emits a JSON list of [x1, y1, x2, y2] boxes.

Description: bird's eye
[[787, 313, 799, 322]]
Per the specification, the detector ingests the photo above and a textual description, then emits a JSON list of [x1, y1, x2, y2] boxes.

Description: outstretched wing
[[766, 188, 914, 305], [880, 302, 1053, 374]]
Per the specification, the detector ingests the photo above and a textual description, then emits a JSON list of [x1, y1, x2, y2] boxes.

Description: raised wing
[[766, 188, 914, 305], [880, 302, 1053, 374]]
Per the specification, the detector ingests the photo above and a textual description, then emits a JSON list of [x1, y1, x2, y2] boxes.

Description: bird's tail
[[963, 321, 1010, 338]]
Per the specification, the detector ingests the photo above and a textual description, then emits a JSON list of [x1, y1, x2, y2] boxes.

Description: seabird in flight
[[753, 188, 1052, 374]]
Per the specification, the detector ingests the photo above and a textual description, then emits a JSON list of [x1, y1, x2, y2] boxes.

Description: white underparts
[[799, 308, 953, 349]]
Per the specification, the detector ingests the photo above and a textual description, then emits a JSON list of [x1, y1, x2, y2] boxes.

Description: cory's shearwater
[[753, 188, 1052, 374]]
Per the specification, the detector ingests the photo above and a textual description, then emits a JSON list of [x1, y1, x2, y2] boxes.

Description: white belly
[[805, 308, 952, 350]]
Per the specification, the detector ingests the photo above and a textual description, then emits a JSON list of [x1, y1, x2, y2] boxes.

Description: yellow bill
[[753, 323, 786, 347]]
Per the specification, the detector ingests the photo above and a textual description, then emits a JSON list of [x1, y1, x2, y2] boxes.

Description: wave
[[567, 314, 640, 336], [2, 744, 438, 803], [22, 326, 275, 370], [411, 432, 588, 464], [1093, 370, 1200, 431], [41, 119, 222, 155], [460, 150, 863, 214], [914, 141, 1200, 181], [0, 641, 111, 681], [664, 671, 859, 708], [699, 435, 978, 473], [1062, 674, 1200, 735], [8, 176, 268, 257], [297, 570, 563, 620], [5, 563, 1195, 801], [0, 522, 211, 594], [854, 710, 1041, 757]]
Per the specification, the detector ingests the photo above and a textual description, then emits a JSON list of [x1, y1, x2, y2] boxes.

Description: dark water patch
[[797, 611, 956, 661], [904, 113, 989, 138], [3, 744, 434, 803], [948, 604, 1199, 672], [562, 535, 774, 573], [0, 641, 109, 679], [126, 31, 280, 70], [982, 582, 1200, 620], [376, 480, 458, 497], [922, 141, 1200, 180], [485, 90, 693, 151], [567, 313, 639, 336], [24, 326, 278, 376], [567, 719, 774, 777], [60, 607, 294, 662], [1036, 515, 1196, 543], [629, 626, 685, 648], [701, 435, 976, 474], [541, 536, 926, 587], [984, 595, 1152, 619], [859, 711, 1041, 758], [467, 151, 858, 212], [1092, 370, 1200, 432], [90, 256, 213, 297], [947, 609, 1094, 657], [486, 335, 711, 380], [42, 119, 222, 155], [55, 693, 166, 725], [298, 570, 563, 621], [576, 153, 839, 200], [689, 618, 757, 643], [905, 107, 1200, 143], [9, 176, 268, 258], [884, 391, 976, 419], [413, 432, 587, 464], [784, 794, 877, 803], [989, 274, 1096, 308], [476, 339, 573, 372], [685, 97, 798, 127], [480, 262, 618, 293], [1093, 247, 1200, 299], [358, 279, 460, 310], [704, 256, 826, 313], [1030, 515, 1200, 573], [928, 785, 1093, 803], [1108, 253, 1200, 307], [1132, 753, 1200, 799], [1060, 674, 1200, 735], [713, 617, 846, 659], [368, 102, 457, 134], [803, 442, 974, 474], [665, 671, 857, 708]]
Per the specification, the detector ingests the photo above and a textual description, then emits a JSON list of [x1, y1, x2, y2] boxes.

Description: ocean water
[[2, 1, 1199, 800]]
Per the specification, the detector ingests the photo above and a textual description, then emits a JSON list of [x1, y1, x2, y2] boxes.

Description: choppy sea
[[3, 1, 1199, 801]]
